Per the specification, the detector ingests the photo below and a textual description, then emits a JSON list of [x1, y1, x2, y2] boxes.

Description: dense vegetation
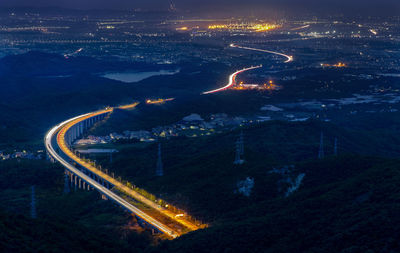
[[89, 111, 400, 217], [3, 154, 400, 252], [157, 155, 400, 253]]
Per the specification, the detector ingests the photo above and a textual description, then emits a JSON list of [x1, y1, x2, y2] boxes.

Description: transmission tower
[[318, 132, 324, 159], [169, 0, 177, 12], [234, 131, 245, 165], [156, 143, 164, 176]]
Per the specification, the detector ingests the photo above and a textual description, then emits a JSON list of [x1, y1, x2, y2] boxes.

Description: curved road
[[202, 44, 293, 95], [46, 44, 293, 238], [202, 65, 262, 94], [230, 44, 294, 63], [45, 104, 200, 238], [56, 108, 199, 232]]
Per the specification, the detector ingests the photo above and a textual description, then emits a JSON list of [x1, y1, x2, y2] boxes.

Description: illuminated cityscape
[[0, 0, 400, 252], [208, 23, 280, 32]]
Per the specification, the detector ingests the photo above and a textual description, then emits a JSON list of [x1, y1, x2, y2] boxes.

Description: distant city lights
[[176, 27, 189, 31], [208, 23, 280, 32], [232, 80, 281, 91], [321, 62, 348, 68]]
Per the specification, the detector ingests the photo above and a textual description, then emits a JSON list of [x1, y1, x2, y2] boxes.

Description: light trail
[[57, 118, 200, 232], [45, 109, 178, 238], [291, 24, 310, 31], [202, 44, 293, 95], [230, 44, 294, 63], [146, 98, 175, 104], [118, 102, 140, 110], [45, 42, 294, 237], [64, 48, 83, 59], [202, 65, 262, 95], [46, 102, 202, 238]]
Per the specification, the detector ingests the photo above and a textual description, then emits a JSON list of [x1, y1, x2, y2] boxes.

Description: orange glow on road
[[118, 102, 140, 110], [55, 103, 203, 237], [146, 98, 175, 104]]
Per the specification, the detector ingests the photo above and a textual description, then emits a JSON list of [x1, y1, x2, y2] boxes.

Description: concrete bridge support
[[70, 173, 74, 187], [74, 175, 77, 191], [64, 170, 70, 194]]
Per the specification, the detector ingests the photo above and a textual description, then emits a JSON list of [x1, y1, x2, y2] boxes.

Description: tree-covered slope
[[155, 155, 400, 253]]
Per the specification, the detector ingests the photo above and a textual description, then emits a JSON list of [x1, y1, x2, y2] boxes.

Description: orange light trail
[[55, 103, 203, 237]]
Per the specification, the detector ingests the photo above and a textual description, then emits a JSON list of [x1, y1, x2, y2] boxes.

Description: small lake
[[101, 69, 179, 83]]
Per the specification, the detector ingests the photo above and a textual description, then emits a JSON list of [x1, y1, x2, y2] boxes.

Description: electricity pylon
[[234, 131, 245, 165]]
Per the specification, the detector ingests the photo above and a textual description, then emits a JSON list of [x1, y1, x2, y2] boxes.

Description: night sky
[[0, 0, 399, 15]]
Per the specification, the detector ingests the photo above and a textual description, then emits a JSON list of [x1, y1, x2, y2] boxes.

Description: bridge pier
[[71, 127, 74, 142], [78, 122, 82, 137], [66, 132, 70, 146], [64, 170, 70, 194], [68, 131, 72, 146], [74, 175, 77, 191], [46, 151, 55, 163], [70, 173, 74, 187]]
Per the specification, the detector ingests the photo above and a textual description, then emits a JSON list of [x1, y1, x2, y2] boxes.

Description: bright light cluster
[[321, 62, 347, 68], [146, 98, 175, 104], [208, 23, 279, 32], [232, 80, 281, 91]]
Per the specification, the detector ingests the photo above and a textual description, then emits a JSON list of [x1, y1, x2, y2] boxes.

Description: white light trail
[[230, 44, 293, 63], [202, 65, 262, 94]]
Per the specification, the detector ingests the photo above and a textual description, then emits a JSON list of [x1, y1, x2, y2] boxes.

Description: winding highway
[[202, 44, 293, 95], [202, 65, 262, 94], [230, 44, 294, 63], [45, 43, 293, 238], [45, 103, 201, 238]]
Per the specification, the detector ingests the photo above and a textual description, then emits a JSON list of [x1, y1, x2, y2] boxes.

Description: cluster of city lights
[[176, 26, 188, 31], [320, 62, 348, 68], [208, 23, 280, 32], [232, 80, 281, 91]]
